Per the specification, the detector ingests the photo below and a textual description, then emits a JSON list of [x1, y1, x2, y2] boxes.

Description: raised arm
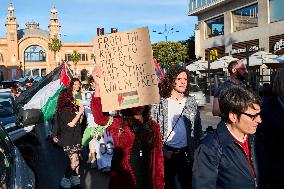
[[90, 65, 112, 126]]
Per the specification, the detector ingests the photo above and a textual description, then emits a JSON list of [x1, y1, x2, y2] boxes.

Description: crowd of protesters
[[9, 60, 282, 189]]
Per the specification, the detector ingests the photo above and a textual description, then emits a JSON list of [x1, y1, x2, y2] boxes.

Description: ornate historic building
[[0, 3, 95, 81]]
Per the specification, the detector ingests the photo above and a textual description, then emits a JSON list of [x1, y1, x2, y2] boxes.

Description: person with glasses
[[256, 68, 284, 188], [212, 60, 248, 116], [192, 85, 262, 189]]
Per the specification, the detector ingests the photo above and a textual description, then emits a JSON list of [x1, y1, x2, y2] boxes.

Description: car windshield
[[0, 98, 14, 118], [190, 85, 201, 92]]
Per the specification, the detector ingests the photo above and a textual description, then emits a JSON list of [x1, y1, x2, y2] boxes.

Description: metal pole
[[246, 46, 250, 86], [207, 51, 211, 103]]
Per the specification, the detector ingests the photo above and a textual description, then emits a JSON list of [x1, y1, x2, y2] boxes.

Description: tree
[[180, 35, 195, 63], [70, 50, 81, 76], [152, 41, 188, 69], [48, 37, 62, 65]]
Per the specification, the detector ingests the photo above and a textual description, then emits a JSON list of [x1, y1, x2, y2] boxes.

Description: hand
[[92, 65, 103, 86], [92, 65, 103, 97], [52, 136, 59, 143]]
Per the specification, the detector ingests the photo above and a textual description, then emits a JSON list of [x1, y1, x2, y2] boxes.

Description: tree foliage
[[152, 41, 188, 69], [180, 35, 195, 63], [71, 50, 81, 75], [48, 37, 62, 63]]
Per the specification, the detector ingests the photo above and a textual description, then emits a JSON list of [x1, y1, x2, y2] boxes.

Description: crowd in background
[[1, 62, 284, 189]]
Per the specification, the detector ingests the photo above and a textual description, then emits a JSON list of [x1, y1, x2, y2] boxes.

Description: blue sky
[[0, 0, 197, 43]]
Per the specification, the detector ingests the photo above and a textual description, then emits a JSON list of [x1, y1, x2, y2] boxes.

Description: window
[[205, 16, 224, 38], [65, 54, 71, 61], [0, 53, 4, 62], [32, 69, 40, 76], [24, 45, 46, 62], [24, 69, 32, 77], [270, 0, 284, 22], [81, 54, 88, 61], [232, 4, 258, 32], [41, 68, 46, 76]]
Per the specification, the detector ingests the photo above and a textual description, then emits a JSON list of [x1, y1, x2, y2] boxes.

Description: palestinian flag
[[153, 57, 164, 82], [15, 63, 72, 123]]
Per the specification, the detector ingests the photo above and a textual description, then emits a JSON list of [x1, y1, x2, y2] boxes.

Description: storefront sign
[[232, 39, 259, 59], [269, 34, 284, 55], [205, 46, 225, 61], [274, 39, 284, 52], [231, 46, 259, 54]]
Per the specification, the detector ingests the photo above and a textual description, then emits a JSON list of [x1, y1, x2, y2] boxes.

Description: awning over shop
[[186, 60, 208, 72], [210, 56, 238, 69], [241, 51, 280, 66]]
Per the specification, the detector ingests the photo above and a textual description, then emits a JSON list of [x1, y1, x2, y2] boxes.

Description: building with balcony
[[0, 3, 97, 81], [188, 0, 284, 60], [188, 0, 284, 93]]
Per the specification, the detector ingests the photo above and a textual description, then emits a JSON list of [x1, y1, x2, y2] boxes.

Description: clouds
[[0, 0, 196, 43]]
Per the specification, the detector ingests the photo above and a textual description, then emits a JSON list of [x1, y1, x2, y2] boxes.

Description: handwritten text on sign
[[94, 27, 159, 112]]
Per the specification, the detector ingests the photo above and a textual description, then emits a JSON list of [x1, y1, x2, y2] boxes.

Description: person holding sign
[[90, 66, 164, 189], [151, 65, 203, 189]]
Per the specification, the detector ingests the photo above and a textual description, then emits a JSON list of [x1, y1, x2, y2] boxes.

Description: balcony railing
[[188, 0, 229, 15]]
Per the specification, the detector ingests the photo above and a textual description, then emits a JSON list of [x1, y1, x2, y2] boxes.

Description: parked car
[[0, 123, 35, 188], [189, 84, 206, 107], [0, 92, 35, 141]]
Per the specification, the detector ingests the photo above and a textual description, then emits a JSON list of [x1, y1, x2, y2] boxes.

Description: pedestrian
[[212, 60, 248, 116], [192, 85, 262, 189], [55, 78, 85, 189], [151, 65, 203, 189], [255, 68, 284, 189], [91, 66, 164, 189], [88, 76, 96, 91]]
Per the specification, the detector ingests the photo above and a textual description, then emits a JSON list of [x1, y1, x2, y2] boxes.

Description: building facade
[[0, 3, 97, 81], [188, 0, 284, 60]]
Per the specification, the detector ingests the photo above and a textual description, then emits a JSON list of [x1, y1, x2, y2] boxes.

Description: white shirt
[[166, 97, 187, 148]]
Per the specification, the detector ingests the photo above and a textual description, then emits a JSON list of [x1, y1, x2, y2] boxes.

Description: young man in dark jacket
[[192, 85, 262, 189]]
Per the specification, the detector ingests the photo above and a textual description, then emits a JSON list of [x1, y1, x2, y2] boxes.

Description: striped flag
[[15, 63, 72, 122], [153, 57, 164, 82]]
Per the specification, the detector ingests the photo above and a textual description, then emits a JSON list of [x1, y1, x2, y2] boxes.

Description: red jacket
[[91, 97, 164, 189]]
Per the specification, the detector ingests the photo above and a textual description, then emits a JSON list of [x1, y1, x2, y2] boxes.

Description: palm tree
[[70, 50, 81, 76], [48, 37, 62, 66]]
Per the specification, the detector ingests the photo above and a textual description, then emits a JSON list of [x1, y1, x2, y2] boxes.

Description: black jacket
[[192, 121, 258, 189], [255, 96, 284, 188]]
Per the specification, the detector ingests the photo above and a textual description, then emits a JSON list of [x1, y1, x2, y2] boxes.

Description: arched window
[[0, 53, 4, 62], [24, 45, 46, 62]]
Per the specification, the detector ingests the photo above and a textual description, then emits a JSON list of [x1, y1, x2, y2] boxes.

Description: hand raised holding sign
[[92, 65, 103, 97]]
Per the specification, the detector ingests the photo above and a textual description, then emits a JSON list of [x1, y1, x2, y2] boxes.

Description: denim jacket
[[151, 96, 203, 158]]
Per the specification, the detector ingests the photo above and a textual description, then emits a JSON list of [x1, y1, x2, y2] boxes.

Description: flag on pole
[[16, 63, 72, 123], [153, 57, 164, 82]]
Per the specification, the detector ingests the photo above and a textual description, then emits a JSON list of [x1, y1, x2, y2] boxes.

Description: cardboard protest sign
[[93, 27, 160, 112]]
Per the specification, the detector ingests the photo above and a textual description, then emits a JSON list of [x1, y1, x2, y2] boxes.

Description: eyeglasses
[[239, 112, 261, 121]]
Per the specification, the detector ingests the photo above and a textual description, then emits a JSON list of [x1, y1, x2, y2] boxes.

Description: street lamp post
[[152, 24, 179, 42]]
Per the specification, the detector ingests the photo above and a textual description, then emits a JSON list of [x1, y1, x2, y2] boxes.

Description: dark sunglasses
[[239, 112, 261, 121]]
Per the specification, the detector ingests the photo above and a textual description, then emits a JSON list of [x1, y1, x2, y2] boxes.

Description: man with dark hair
[[212, 60, 248, 116], [25, 77, 34, 89], [192, 85, 262, 189]]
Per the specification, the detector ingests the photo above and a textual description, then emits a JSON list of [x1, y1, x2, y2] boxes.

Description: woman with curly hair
[[55, 78, 84, 188], [90, 67, 164, 189], [151, 65, 203, 189]]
